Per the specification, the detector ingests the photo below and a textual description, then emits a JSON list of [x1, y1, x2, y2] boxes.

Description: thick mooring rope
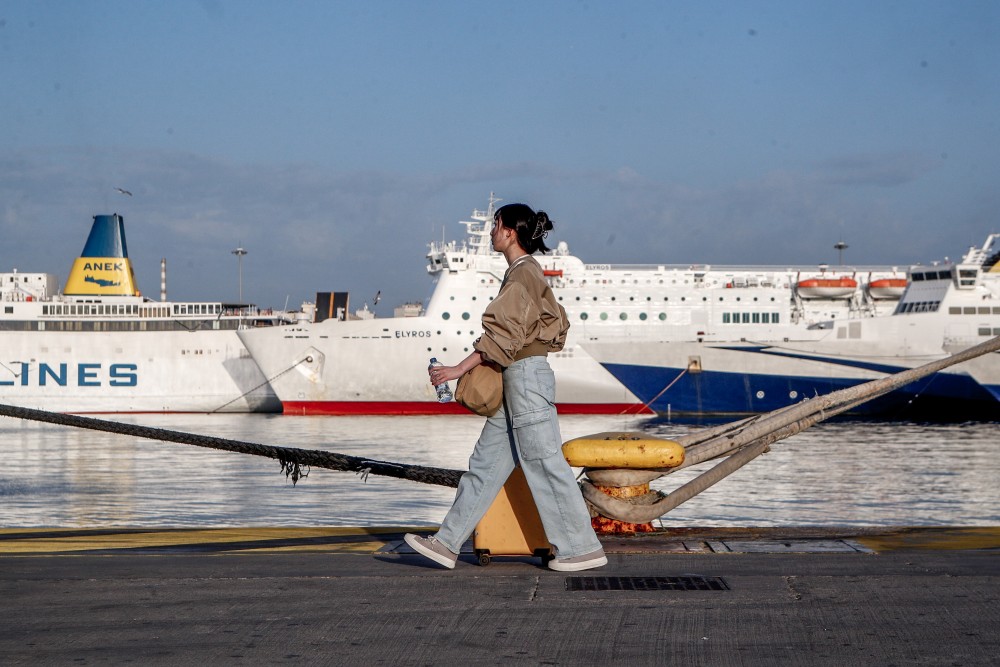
[[0, 403, 464, 488]]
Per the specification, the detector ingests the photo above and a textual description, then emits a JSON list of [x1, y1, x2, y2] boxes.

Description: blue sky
[[2, 1, 998, 313]]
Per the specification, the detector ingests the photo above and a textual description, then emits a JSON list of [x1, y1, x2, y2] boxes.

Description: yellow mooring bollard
[[562, 432, 685, 535]]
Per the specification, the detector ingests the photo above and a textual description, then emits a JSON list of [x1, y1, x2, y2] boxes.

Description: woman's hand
[[428, 364, 463, 385], [428, 351, 486, 386]]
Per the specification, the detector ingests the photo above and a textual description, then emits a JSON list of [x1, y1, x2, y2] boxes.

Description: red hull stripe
[[281, 401, 653, 416]]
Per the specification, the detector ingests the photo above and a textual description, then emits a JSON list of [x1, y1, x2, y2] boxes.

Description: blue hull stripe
[[602, 362, 999, 418]]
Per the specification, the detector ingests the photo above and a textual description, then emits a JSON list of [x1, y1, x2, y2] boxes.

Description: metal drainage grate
[[566, 575, 729, 592]]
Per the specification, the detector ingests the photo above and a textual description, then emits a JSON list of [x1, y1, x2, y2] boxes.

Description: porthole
[[580, 312, 588, 320], [600, 313, 608, 320], [442, 313, 451, 320], [658, 313, 667, 321], [639, 313, 648, 320], [461, 312, 470, 320], [619, 313, 628, 320]]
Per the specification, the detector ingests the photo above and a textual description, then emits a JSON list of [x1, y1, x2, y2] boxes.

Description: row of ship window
[[439, 311, 781, 323], [481, 278, 784, 287], [37, 304, 223, 316], [0, 320, 236, 332], [949, 306, 1000, 315], [898, 301, 940, 313], [457, 294, 779, 303], [441, 303, 999, 323], [898, 303, 1000, 315]]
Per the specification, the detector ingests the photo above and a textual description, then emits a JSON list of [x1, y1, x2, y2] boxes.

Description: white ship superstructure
[[1, 214, 289, 413], [238, 195, 907, 415]]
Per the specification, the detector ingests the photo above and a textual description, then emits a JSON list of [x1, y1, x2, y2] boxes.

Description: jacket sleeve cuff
[[474, 336, 513, 368]]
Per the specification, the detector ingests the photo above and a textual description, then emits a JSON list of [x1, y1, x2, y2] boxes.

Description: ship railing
[[585, 263, 903, 275]]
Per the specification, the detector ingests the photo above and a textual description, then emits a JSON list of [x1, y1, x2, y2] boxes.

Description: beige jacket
[[474, 255, 569, 367]]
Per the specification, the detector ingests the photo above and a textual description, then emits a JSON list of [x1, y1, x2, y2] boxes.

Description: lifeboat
[[543, 269, 563, 278], [796, 276, 858, 299], [868, 278, 908, 299]]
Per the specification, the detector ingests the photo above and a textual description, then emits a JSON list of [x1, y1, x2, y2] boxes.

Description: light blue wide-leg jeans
[[434, 356, 603, 559]]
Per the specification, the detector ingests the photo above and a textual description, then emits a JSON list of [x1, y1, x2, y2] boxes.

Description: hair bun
[[531, 211, 553, 240]]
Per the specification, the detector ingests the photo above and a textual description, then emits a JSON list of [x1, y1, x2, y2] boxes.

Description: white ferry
[[0, 213, 291, 413], [582, 234, 1000, 419], [237, 195, 907, 415]]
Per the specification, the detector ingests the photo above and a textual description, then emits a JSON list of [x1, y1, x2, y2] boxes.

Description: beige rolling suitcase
[[472, 466, 553, 566]]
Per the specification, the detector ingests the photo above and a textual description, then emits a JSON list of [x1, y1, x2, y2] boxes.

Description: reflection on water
[[1, 413, 997, 528], [644, 419, 1000, 527]]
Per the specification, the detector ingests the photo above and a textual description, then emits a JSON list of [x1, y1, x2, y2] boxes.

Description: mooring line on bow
[[210, 355, 316, 414]]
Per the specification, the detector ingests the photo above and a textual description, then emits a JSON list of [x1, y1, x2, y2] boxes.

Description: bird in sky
[[115, 187, 133, 196]]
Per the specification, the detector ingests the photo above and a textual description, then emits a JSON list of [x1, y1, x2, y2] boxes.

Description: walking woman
[[405, 203, 607, 572]]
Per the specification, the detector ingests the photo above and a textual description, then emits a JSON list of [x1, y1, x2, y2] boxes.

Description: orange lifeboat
[[796, 276, 858, 299], [543, 269, 563, 278], [868, 278, 908, 299]]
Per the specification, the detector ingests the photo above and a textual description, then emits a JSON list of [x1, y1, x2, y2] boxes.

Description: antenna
[[834, 240, 848, 265], [232, 244, 248, 304]]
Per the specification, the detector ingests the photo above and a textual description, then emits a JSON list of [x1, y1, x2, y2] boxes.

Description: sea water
[[0, 413, 997, 528]]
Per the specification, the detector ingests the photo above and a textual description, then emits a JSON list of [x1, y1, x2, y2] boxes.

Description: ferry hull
[[237, 319, 646, 416], [584, 330, 1000, 420], [600, 360, 998, 419], [0, 330, 281, 414]]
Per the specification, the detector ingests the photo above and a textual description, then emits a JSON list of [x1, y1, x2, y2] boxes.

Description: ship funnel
[[63, 214, 141, 297]]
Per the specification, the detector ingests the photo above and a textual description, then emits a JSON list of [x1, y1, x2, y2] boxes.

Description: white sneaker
[[548, 549, 608, 572], [404, 534, 458, 569]]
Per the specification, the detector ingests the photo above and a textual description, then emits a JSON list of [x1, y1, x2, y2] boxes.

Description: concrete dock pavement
[[1, 526, 998, 665]]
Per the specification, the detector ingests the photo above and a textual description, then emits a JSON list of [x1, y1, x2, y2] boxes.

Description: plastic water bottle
[[429, 358, 453, 403]]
